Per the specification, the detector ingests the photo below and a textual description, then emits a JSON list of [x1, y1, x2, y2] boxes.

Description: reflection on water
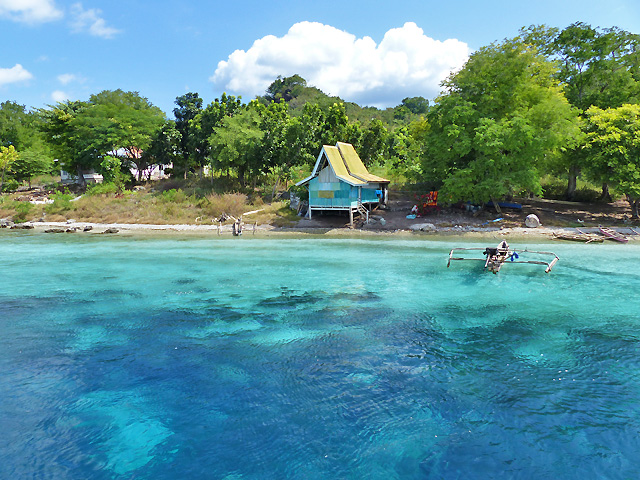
[[2, 233, 640, 479]]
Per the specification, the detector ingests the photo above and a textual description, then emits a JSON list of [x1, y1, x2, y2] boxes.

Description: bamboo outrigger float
[[447, 241, 560, 274]]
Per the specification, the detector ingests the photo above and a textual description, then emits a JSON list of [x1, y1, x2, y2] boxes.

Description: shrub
[[86, 182, 119, 196], [2, 179, 19, 192], [13, 201, 33, 222], [159, 188, 188, 204], [45, 191, 75, 215], [203, 192, 248, 217]]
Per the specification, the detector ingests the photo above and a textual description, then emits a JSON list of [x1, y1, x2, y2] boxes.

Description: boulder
[[102, 228, 119, 234], [409, 223, 436, 232], [525, 214, 541, 228]]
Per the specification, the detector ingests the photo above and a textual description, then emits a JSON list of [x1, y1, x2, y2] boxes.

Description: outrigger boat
[[447, 240, 559, 274], [599, 227, 629, 243]]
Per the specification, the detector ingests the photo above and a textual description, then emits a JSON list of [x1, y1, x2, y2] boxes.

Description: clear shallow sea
[[2, 231, 640, 479]]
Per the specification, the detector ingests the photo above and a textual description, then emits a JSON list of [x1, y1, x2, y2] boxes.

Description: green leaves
[[39, 91, 165, 178], [421, 37, 580, 204], [584, 104, 640, 206]]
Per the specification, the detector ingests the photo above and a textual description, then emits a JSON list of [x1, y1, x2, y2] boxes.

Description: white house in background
[[132, 164, 172, 181], [60, 170, 103, 185]]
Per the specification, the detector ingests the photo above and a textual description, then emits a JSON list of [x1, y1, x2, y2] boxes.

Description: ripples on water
[[2, 233, 640, 479]]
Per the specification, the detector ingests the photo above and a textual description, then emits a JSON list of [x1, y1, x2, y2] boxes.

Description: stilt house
[[296, 142, 390, 225]]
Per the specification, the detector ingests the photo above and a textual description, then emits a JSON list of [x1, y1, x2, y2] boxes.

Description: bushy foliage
[[45, 191, 75, 214], [13, 201, 33, 222], [85, 182, 120, 196]]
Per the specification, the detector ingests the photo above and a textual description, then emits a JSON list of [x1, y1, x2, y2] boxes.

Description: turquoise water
[[2, 231, 640, 479]]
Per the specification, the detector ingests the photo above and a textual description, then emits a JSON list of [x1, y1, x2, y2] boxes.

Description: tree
[[208, 103, 264, 187], [173, 92, 203, 178], [73, 90, 165, 179], [139, 121, 181, 181], [521, 23, 640, 198], [357, 119, 388, 166], [421, 37, 580, 206], [38, 100, 92, 180], [10, 145, 53, 187], [320, 103, 349, 145], [584, 104, 640, 218], [0, 145, 18, 191], [401, 96, 429, 115], [38, 92, 164, 184], [264, 74, 307, 103], [191, 93, 243, 177], [0, 101, 31, 150]]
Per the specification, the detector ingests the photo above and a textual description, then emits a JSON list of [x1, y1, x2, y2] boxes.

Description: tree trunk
[[490, 196, 502, 214], [566, 164, 579, 200], [1, 167, 6, 191], [271, 175, 280, 201], [600, 183, 612, 202], [76, 166, 86, 187], [627, 194, 640, 219]]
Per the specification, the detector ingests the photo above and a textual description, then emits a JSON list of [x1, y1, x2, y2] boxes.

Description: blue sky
[[2, 0, 639, 116]]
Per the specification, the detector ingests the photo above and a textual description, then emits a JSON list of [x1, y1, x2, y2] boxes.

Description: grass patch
[[0, 180, 299, 227]]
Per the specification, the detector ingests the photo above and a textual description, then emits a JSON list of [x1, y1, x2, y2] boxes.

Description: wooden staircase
[[349, 201, 369, 227]]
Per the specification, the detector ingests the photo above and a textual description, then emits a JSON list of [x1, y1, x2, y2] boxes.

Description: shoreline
[[4, 220, 640, 241]]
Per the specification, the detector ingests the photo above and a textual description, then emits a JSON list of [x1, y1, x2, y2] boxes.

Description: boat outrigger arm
[[447, 246, 560, 273]]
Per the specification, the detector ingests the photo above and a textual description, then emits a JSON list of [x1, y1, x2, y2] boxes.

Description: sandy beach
[[5, 219, 638, 243]]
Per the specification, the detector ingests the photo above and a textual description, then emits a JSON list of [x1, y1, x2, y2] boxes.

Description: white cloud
[[0, 64, 33, 87], [51, 89, 69, 102], [0, 0, 62, 24], [57, 73, 76, 84], [70, 2, 119, 38], [211, 22, 470, 107]]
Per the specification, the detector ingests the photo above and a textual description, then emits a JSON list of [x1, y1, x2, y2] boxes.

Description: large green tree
[[190, 93, 243, 178], [584, 104, 640, 217], [521, 23, 640, 198], [75, 90, 165, 175], [0, 145, 18, 191], [0, 101, 32, 150], [39, 92, 164, 182], [421, 37, 580, 206], [173, 92, 203, 178], [208, 102, 264, 187], [38, 100, 91, 179]]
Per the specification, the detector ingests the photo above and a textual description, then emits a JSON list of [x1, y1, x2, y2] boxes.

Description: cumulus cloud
[[0, 64, 33, 87], [51, 90, 69, 102], [0, 0, 62, 24], [70, 2, 119, 38], [211, 22, 470, 107]]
